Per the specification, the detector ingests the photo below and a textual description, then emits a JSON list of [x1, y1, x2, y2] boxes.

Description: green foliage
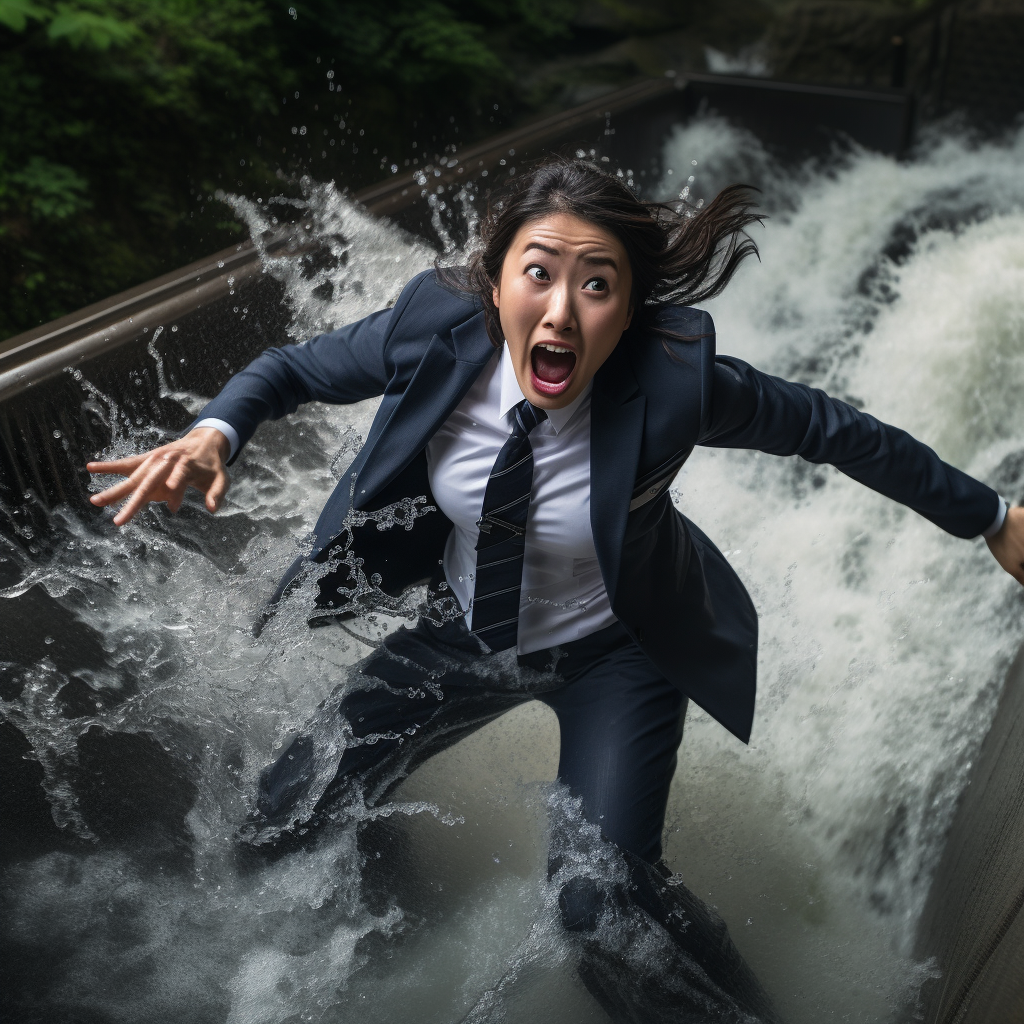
[[47, 2, 140, 48], [0, 0, 290, 336], [0, 1, 46, 32], [4, 158, 91, 220], [0, 0, 580, 340]]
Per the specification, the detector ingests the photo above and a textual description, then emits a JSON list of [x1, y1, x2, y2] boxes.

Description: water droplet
[[44, 636, 54, 645]]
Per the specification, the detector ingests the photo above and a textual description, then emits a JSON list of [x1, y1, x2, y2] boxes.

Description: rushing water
[[4, 118, 1024, 1024]]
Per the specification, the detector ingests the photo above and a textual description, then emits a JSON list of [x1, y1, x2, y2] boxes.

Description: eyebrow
[[522, 242, 618, 270]]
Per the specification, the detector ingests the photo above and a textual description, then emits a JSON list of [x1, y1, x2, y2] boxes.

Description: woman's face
[[493, 212, 633, 409]]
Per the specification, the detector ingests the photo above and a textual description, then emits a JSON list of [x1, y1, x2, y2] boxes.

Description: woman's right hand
[[86, 427, 231, 526]]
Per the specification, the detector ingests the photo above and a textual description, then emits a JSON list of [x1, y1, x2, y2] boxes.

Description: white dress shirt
[[425, 344, 616, 653]]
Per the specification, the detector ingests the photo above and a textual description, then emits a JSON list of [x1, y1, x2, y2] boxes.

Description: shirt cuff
[[981, 496, 1011, 539], [193, 418, 240, 461]]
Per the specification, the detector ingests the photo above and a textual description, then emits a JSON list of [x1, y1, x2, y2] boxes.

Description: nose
[[543, 281, 576, 334]]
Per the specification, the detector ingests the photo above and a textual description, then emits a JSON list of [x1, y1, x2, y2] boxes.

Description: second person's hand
[[86, 427, 231, 526]]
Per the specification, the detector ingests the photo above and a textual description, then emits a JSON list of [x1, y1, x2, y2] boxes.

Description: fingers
[[87, 449, 167, 507], [110, 455, 177, 526], [206, 467, 229, 512], [90, 449, 178, 508], [89, 474, 141, 507], [89, 455, 160, 508], [87, 438, 230, 525], [163, 452, 193, 496], [86, 454, 147, 476]]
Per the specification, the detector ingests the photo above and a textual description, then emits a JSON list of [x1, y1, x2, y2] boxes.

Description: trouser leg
[[252, 614, 778, 1020], [251, 615, 549, 845], [523, 621, 780, 1023], [535, 620, 686, 864]]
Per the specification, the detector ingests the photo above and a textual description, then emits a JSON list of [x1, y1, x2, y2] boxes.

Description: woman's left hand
[[986, 505, 1024, 585]]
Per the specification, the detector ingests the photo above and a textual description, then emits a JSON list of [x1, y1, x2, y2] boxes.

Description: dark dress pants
[[253, 615, 778, 1023]]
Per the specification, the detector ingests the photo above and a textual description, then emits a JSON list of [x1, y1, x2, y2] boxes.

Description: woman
[[87, 160, 1024, 1022]]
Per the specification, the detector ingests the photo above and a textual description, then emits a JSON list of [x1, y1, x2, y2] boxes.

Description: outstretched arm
[[186, 303, 397, 459], [86, 300, 400, 524], [700, 355, 1022, 585]]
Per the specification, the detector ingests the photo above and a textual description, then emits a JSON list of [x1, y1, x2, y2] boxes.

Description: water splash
[[221, 176, 433, 342]]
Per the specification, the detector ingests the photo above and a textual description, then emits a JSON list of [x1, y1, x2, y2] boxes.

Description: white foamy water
[[654, 118, 1024, 1022], [3, 124, 1024, 1024]]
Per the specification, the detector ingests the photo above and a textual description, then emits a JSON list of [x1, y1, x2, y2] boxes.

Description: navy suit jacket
[[195, 270, 998, 742]]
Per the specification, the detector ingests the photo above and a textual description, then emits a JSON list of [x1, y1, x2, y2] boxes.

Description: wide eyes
[[525, 264, 608, 292]]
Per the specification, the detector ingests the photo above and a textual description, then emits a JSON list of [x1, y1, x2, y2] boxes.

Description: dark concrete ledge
[[915, 647, 1024, 1024]]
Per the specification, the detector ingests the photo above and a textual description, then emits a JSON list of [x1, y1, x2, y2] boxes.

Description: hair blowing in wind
[[441, 158, 763, 345]]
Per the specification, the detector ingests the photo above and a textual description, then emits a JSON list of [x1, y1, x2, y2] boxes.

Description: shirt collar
[[498, 343, 591, 435]]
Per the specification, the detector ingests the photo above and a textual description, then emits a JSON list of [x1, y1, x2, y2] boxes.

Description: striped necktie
[[470, 399, 547, 652]]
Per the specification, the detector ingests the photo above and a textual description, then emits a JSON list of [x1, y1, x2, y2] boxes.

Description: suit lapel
[[353, 311, 495, 507], [590, 349, 645, 602]]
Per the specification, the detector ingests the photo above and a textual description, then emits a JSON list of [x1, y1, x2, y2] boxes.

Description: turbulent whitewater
[[3, 118, 1024, 1024]]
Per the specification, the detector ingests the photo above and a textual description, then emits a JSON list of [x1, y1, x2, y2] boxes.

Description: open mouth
[[530, 342, 578, 396]]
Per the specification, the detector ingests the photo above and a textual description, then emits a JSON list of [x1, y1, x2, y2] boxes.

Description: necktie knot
[[513, 400, 546, 437]]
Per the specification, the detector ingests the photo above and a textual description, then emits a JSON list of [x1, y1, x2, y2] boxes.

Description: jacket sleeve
[[699, 354, 1001, 540], [187, 272, 436, 461]]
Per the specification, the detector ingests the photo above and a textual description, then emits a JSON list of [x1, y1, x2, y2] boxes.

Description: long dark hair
[[439, 157, 762, 346]]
